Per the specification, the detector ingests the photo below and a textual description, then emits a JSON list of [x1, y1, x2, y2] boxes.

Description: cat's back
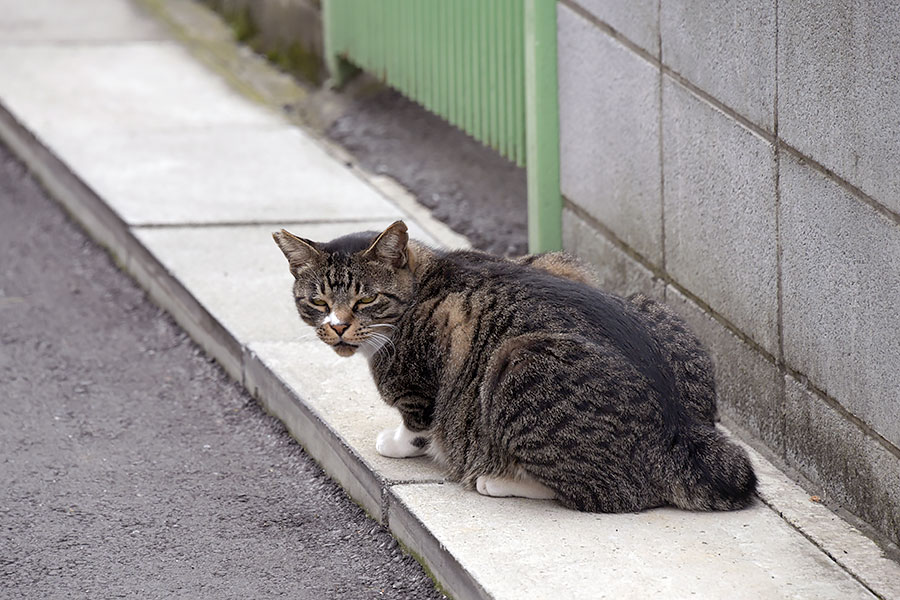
[[417, 250, 672, 391], [423, 250, 658, 350]]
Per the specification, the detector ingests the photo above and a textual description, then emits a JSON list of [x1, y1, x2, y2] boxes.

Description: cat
[[273, 221, 756, 512]]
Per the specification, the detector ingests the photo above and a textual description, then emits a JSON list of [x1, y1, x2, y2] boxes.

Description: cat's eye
[[310, 298, 328, 307], [355, 295, 378, 307]]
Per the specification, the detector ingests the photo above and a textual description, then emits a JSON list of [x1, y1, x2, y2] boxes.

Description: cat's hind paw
[[475, 475, 557, 500], [375, 424, 429, 459]]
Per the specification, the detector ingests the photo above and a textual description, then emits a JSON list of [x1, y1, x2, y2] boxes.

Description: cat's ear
[[364, 221, 409, 269], [272, 229, 321, 276]]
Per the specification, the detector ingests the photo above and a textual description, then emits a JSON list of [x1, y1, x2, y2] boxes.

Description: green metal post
[[524, 0, 562, 252], [322, 0, 356, 89]]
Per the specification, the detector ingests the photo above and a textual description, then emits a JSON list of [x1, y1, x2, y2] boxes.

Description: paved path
[[0, 1, 898, 599], [0, 143, 445, 599]]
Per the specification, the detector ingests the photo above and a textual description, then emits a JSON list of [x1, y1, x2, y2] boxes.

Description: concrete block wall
[[558, 0, 900, 546]]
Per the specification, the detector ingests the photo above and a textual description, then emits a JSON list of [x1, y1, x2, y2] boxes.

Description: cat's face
[[273, 221, 414, 359]]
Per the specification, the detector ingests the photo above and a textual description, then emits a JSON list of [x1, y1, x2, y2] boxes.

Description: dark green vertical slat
[[419, 1, 425, 104], [496, 0, 505, 154], [509, 0, 516, 161], [407, 0, 415, 99], [462, 0, 472, 135], [355, 1, 364, 73], [471, 0, 480, 141], [422, 1, 428, 103], [471, 0, 479, 141], [480, 0, 489, 144], [469, 0, 478, 136], [448, 1, 457, 127], [493, 0, 502, 155], [416, 2, 424, 109], [417, 2, 423, 108], [439, 0, 448, 118], [428, 1, 437, 113], [452, 0, 466, 130], [398, 0, 406, 93], [488, 0, 498, 153], [480, 0, 489, 148], [473, 0, 481, 139], [462, 0, 470, 134], [391, 0, 403, 90], [378, 1, 387, 80], [404, 0, 411, 97], [506, 0, 522, 165], [506, 0, 512, 159], [404, 0, 411, 98], [382, 0, 391, 84], [515, 0, 526, 167], [390, 0, 400, 89]]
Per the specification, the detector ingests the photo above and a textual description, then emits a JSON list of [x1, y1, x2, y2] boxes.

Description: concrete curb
[[0, 100, 482, 600]]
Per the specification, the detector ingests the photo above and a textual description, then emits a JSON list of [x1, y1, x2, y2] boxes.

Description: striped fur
[[274, 222, 756, 512]]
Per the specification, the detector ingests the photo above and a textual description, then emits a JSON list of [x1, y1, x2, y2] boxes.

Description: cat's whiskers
[[359, 331, 395, 362], [357, 337, 380, 361], [368, 331, 395, 355]]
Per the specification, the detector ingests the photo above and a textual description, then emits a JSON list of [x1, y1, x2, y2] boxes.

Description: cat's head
[[272, 221, 416, 359]]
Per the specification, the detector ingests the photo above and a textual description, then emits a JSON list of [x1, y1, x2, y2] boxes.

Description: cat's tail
[[667, 425, 757, 511]]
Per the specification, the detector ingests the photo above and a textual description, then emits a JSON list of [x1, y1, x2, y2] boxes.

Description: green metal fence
[[323, 0, 561, 252]]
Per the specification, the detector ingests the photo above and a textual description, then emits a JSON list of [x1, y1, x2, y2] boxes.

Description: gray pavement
[[0, 143, 445, 599], [1, 1, 898, 599]]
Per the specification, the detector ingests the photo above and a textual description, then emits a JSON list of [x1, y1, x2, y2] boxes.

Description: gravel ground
[[0, 142, 446, 600], [327, 86, 528, 257]]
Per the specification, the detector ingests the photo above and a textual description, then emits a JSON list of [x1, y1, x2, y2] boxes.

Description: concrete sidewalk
[[1, 1, 897, 598]]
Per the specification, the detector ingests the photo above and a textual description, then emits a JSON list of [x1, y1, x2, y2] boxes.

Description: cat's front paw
[[375, 424, 428, 459]]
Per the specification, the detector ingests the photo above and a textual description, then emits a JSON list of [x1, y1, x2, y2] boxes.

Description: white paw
[[475, 474, 556, 500], [375, 424, 427, 458], [375, 427, 404, 458]]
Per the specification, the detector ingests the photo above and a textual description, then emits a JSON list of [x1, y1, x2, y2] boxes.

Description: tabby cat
[[273, 221, 756, 512]]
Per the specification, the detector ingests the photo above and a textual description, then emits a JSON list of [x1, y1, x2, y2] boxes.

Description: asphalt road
[[0, 142, 446, 599]]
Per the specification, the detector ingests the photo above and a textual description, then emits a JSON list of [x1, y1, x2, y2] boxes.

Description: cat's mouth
[[331, 341, 358, 357]]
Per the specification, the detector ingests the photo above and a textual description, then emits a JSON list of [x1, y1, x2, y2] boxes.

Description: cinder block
[[558, 3, 663, 264], [661, 0, 776, 132], [666, 287, 784, 454], [780, 153, 900, 448], [562, 207, 664, 301], [778, 0, 900, 214], [567, 0, 659, 56], [784, 375, 900, 547], [662, 78, 779, 355]]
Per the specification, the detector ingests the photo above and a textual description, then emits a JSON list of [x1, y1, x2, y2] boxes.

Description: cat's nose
[[332, 323, 349, 336]]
